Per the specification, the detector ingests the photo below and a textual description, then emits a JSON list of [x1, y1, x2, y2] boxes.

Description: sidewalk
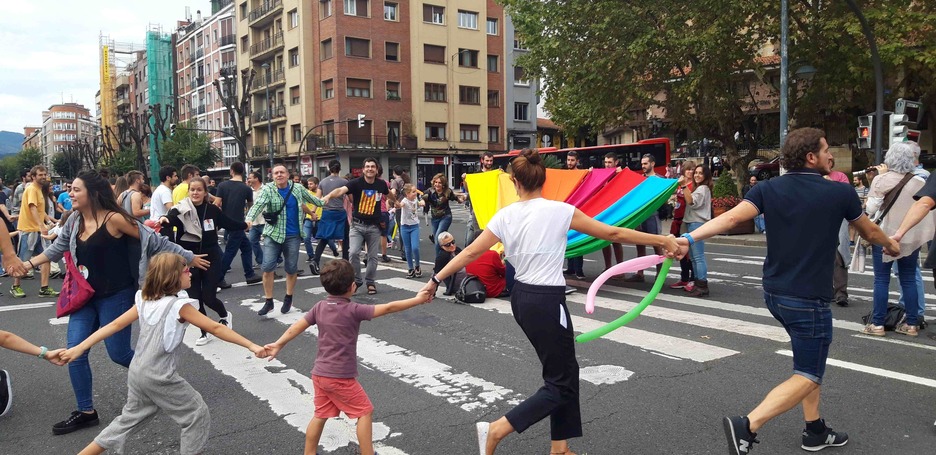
[[661, 219, 767, 247]]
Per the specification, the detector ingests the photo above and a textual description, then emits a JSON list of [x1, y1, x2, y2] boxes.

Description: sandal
[[895, 323, 919, 337], [367, 284, 377, 295]]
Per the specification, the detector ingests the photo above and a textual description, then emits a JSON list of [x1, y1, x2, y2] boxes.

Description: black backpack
[[862, 303, 906, 331], [455, 275, 487, 304]]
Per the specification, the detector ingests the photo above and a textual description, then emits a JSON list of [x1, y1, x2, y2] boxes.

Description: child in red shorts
[[265, 259, 430, 455]]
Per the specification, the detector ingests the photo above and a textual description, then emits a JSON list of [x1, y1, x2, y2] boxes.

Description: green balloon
[[575, 258, 673, 343]]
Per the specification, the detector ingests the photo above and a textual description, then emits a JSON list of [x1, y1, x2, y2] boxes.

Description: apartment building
[[504, 15, 537, 151], [38, 103, 96, 169], [22, 126, 41, 150]]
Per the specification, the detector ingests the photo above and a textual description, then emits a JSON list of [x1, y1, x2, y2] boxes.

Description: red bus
[[492, 138, 672, 176]]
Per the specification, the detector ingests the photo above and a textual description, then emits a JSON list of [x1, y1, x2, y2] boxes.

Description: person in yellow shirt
[[172, 165, 201, 205], [11, 165, 57, 298], [303, 177, 337, 262]]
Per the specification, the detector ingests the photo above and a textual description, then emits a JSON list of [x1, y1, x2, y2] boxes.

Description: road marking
[[0, 301, 55, 312], [182, 326, 408, 454], [381, 277, 738, 363], [49, 316, 69, 325], [850, 334, 936, 351], [580, 365, 634, 385], [776, 350, 936, 388]]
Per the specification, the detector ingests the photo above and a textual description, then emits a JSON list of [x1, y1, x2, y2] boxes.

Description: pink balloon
[[584, 255, 666, 314]]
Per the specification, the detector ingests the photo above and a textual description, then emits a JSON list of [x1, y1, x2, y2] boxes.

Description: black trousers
[[313, 218, 351, 262], [505, 281, 582, 440], [187, 245, 227, 336]]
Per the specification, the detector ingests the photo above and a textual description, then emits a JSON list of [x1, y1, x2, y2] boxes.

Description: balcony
[[116, 95, 130, 108], [251, 68, 285, 91], [251, 105, 286, 123], [305, 133, 397, 151], [196, 48, 204, 60], [197, 105, 206, 115], [251, 142, 287, 158], [249, 31, 284, 59], [220, 34, 236, 47], [115, 74, 130, 89], [248, 0, 282, 27], [219, 62, 238, 77]]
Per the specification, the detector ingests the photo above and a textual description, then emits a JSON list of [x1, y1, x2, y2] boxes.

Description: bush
[[712, 172, 739, 199]]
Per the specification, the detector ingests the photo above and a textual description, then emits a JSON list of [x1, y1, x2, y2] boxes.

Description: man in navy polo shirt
[[675, 128, 899, 454]]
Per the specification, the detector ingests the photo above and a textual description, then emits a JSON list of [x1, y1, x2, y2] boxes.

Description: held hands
[[419, 280, 439, 302], [3, 255, 28, 278], [416, 289, 433, 303], [263, 342, 283, 361], [250, 344, 270, 359], [660, 234, 683, 259], [884, 236, 901, 257], [44, 348, 67, 366], [674, 236, 691, 259], [60, 346, 87, 364], [191, 254, 211, 270]]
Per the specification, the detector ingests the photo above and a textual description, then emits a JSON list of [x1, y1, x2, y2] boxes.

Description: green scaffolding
[[146, 29, 174, 185]]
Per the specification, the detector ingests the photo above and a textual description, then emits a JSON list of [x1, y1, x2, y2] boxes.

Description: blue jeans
[[505, 260, 516, 293], [896, 260, 926, 319], [764, 291, 832, 384], [431, 214, 453, 256], [687, 222, 707, 280], [753, 214, 765, 233], [566, 256, 584, 275], [249, 224, 265, 265], [872, 246, 920, 326], [400, 223, 420, 270], [262, 235, 300, 275], [66, 288, 136, 411], [303, 219, 317, 260], [221, 228, 255, 280]]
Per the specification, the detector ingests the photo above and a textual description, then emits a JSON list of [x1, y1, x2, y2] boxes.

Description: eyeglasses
[[442, 241, 456, 247]]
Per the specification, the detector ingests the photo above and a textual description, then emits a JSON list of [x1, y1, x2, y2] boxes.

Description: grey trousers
[[833, 251, 848, 303], [95, 373, 210, 455], [349, 221, 382, 286]]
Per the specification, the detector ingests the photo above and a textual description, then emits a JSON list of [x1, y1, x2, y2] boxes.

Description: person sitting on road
[[465, 248, 514, 298], [433, 231, 465, 296]]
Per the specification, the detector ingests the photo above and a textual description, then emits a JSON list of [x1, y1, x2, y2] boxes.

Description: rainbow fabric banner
[[464, 168, 678, 258]]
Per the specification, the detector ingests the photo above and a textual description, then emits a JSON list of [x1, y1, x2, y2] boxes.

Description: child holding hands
[[395, 183, 426, 278], [60, 253, 268, 455], [265, 259, 431, 455]]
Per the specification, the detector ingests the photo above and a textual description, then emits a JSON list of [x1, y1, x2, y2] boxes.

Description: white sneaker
[[195, 334, 213, 346], [220, 312, 233, 331], [475, 422, 489, 455]]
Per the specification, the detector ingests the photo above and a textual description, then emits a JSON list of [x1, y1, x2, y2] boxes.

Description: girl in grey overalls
[[60, 253, 269, 455]]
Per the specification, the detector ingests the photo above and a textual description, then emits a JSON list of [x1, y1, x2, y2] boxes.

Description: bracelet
[[38, 346, 48, 359], [430, 275, 442, 285], [681, 233, 696, 246], [27, 259, 35, 269]]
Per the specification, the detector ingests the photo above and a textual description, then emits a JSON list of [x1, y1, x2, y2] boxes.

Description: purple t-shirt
[[304, 296, 375, 378]]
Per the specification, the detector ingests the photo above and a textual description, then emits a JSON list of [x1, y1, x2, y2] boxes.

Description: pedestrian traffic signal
[[169, 123, 177, 137], [895, 98, 923, 129], [357, 114, 365, 128], [889, 114, 909, 150], [907, 129, 922, 144], [856, 115, 873, 150]]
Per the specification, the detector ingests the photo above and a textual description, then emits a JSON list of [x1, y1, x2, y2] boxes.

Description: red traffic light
[[859, 127, 870, 138]]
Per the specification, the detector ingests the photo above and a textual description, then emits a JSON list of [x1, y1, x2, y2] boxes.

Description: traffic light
[[895, 98, 923, 128], [169, 123, 177, 137], [357, 113, 365, 128], [889, 113, 909, 150], [856, 115, 873, 150]]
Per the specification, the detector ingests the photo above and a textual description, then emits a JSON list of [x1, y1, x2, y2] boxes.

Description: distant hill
[[0, 131, 24, 156]]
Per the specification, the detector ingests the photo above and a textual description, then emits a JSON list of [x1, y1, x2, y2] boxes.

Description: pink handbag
[[56, 251, 95, 318]]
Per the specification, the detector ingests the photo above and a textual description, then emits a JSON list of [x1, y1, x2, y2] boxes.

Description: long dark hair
[[693, 165, 713, 188], [75, 170, 137, 229]]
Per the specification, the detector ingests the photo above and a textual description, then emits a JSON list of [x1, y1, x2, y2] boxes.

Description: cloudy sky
[[0, 0, 198, 133]]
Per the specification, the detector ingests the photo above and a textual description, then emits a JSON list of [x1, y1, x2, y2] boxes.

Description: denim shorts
[[764, 291, 833, 384], [18, 231, 43, 261], [262, 235, 300, 275]]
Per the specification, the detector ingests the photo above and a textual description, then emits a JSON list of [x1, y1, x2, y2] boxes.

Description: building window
[[424, 83, 446, 102], [514, 102, 530, 121], [289, 9, 299, 28], [289, 47, 299, 67], [240, 2, 248, 18], [425, 122, 446, 140], [290, 85, 300, 105], [240, 35, 248, 52], [385, 42, 400, 62], [322, 79, 334, 99], [486, 18, 498, 35], [457, 49, 478, 68], [487, 90, 499, 108], [488, 126, 499, 143], [514, 66, 530, 86], [459, 86, 480, 105], [387, 121, 401, 147], [513, 36, 527, 50], [460, 124, 480, 142], [345, 37, 371, 58], [344, 0, 368, 17], [423, 44, 445, 64], [384, 2, 397, 21], [386, 81, 400, 100], [292, 124, 302, 142], [320, 0, 333, 17], [487, 54, 498, 72], [321, 39, 333, 60], [346, 78, 371, 98], [457, 10, 478, 29], [423, 4, 444, 24]]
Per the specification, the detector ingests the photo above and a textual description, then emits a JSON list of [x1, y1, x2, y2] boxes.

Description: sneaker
[[245, 275, 262, 285], [306, 256, 314, 263], [381, 254, 392, 263], [669, 281, 689, 289], [309, 262, 320, 276], [331, 249, 340, 257], [563, 269, 572, 275], [406, 269, 415, 278], [0, 370, 11, 417], [52, 410, 100, 435], [564, 286, 576, 295], [475, 422, 490, 455], [273, 272, 284, 279], [575, 274, 586, 280], [218, 280, 232, 290], [723, 416, 759, 455], [39, 286, 60, 297], [219, 313, 233, 330], [22, 272, 34, 280], [623, 274, 645, 283], [895, 323, 919, 337], [801, 421, 848, 452], [9, 285, 25, 298], [195, 334, 213, 346], [281, 294, 293, 314], [861, 324, 885, 337], [684, 281, 696, 292], [415, 268, 422, 278], [258, 299, 275, 316]]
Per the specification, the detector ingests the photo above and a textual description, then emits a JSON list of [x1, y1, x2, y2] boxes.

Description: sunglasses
[[442, 241, 456, 247]]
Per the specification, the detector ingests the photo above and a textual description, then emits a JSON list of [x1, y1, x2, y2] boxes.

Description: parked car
[[749, 156, 781, 180]]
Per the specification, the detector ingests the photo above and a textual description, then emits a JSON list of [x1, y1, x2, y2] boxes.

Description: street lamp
[[261, 62, 274, 174]]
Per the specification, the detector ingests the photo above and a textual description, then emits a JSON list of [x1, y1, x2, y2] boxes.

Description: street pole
[[844, 0, 884, 164], [262, 62, 274, 177], [779, 0, 789, 147]]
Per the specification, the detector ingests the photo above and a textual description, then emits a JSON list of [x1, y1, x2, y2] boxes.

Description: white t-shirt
[[135, 291, 197, 352], [150, 184, 173, 220], [400, 197, 420, 226], [486, 198, 575, 286]]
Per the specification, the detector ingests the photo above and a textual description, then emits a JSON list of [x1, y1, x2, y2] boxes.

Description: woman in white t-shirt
[[421, 149, 680, 455]]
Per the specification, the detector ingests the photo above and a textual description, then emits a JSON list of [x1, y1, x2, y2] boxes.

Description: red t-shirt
[[465, 250, 506, 297], [304, 296, 375, 378]]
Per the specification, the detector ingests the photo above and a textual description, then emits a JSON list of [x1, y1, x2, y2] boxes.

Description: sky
[[0, 0, 197, 133]]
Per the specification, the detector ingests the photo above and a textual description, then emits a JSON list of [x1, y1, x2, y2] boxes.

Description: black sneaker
[[415, 268, 422, 278], [0, 370, 11, 417], [723, 415, 759, 454], [801, 421, 848, 452], [406, 269, 415, 278], [245, 275, 262, 285], [53, 410, 100, 435], [309, 261, 320, 275], [218, 280, 232, 290], [281, 294, 293, 313], [306, 256, 314, 263], [258, 299, 275, 316]]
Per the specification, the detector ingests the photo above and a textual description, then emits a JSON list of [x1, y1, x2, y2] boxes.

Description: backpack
[[455, 275, 487, 304], [861, 303, 906, 331]]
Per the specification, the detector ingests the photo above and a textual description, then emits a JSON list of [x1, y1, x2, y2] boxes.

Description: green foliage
[[0, 156, 19, 185], [712, 172, 740, 199], [159, 122, 219, 171], [106, 148, 140, 176], [18, 147, 43, 171], [541, 154, 563, 169], [52, 153, 83, 180]]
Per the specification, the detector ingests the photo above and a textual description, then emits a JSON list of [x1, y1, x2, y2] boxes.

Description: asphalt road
[[1, 205, 935, 454]]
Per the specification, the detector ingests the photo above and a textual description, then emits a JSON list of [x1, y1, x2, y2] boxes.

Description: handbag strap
[[876, 173, 914, 224]]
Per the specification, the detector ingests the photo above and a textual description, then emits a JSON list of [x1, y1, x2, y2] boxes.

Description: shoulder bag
[[56, 251, 95, 318], [262, 183, 293, 225]]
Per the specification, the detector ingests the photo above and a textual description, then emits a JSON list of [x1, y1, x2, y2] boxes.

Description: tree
[[160, 121, 219, 171], [212, 67, 255, 164], [18, 147, 43, 172], [51, 153, 82, 180]]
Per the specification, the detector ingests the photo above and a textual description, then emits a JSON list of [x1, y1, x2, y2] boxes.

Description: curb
[[705, 235, 767, 247]]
